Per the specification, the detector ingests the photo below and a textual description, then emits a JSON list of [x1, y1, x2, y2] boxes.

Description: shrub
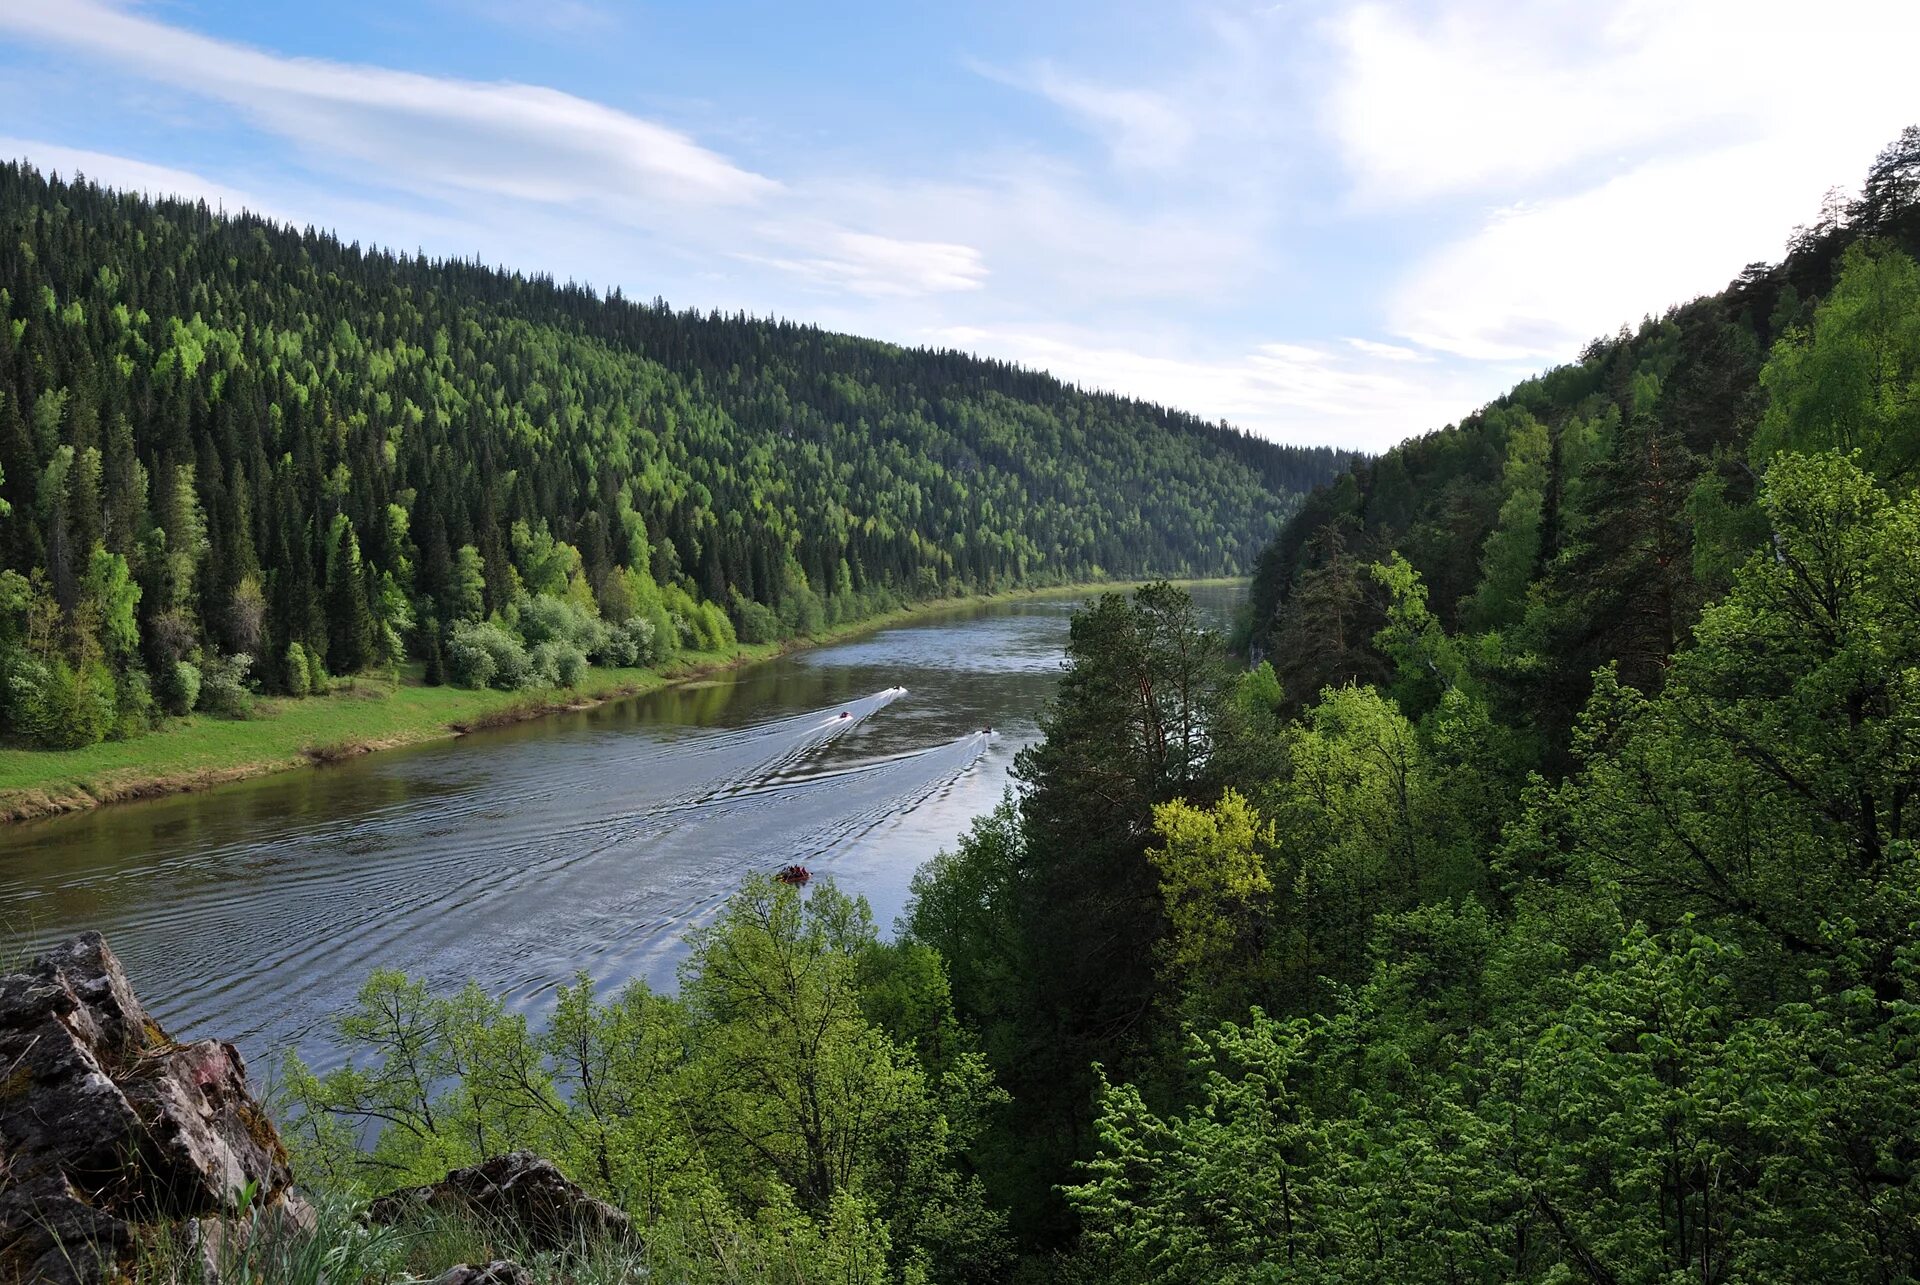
[[529, 639, 588, 688], [198, 652, 254, 717], [153, 654, 200, 716], [285, 642, 311, 697], [0, 645, 29, 734], [447, 619, 533, 690], [731, 590, 783, 645], [306, 648, 330, 696], [596, 614, 657, 667], [422, 630, 446, 686], [8, 656, 114, 749], [699, 600, 738, 652], [518, 592, 604, 653], [170, 660, 202, 719], [112, 667, 152, 739], [3, 653, 52, 744]]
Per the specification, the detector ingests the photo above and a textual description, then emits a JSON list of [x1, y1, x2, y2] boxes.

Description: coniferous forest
[[0, 162, 1350, 751]]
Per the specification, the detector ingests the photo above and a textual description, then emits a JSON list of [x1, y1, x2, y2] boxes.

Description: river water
[[0, 584, 1240, 1071]]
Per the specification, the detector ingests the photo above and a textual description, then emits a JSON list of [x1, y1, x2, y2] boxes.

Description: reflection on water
[[0, 585, 1240, 1069]]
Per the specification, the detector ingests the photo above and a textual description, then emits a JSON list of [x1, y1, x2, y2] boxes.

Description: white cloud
[[989, 60, 1197, 170], [1325, 0, 1920, 206], [741, 229, 988, 299], [932, 324, 1517, 451], [1388, 141, 1860, 360], [0, 0, 774, 210], [1331, 0, 1920, 361], [1344, 337, 1429, 363]]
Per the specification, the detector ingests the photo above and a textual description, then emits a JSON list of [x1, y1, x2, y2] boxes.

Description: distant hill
[[1248, 126, 1920, 764], [0, 162, 1355, 744]]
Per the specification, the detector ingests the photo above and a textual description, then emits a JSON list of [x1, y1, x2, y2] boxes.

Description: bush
[[3, 653, 51, 743], [529, 639, 588, 688], [517, 592, 604, 653], [447, 619, 533, 690], [153, 654, 200, 716], [112, 668, 152, 739], [285, 642, 311, 697], [170, 660, 202, 718], [596, 614, 658, 667], [699, 600, 738, 652], [0, 646, 28, 735], [306, 648, 330, 696], [731, 590, 783, 645], [198, 652, 254, 717], [7, 656, 114, 749]]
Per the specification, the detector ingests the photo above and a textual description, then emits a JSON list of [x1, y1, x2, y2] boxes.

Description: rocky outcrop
[[370, 1151, 632, 1251], [436, 1263, 535, 1285], [0, 932, 306, 1284]]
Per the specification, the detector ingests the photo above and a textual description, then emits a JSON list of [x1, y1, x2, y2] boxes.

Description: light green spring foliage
[[1463, 409, 1550, 632], [1756, 241, 1920, 485], [282, 876, 1010, 1285], [1067, 450, 1920, 1282], [1148, 789, 1273, 985]]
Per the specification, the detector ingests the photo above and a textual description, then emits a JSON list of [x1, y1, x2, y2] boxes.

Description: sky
[[0, 0, 1915, 452]]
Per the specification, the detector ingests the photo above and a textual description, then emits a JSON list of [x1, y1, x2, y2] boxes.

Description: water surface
[[0, 584, 1240, 1070]]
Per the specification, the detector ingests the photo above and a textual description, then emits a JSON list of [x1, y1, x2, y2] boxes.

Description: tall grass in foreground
[[123, 1196, 859, 1284]]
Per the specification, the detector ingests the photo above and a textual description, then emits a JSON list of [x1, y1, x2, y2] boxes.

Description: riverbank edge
[[0, 577, 1242, 825]]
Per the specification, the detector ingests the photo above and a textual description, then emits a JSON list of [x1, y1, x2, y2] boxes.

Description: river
[[0, 582, 1240, 1071]]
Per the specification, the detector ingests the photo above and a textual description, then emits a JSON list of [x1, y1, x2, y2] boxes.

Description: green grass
[[0, 647, 764, 821], [0, 578, 1242, 823]]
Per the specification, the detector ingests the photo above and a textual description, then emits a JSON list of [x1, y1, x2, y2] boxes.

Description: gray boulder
[[371, 1151, 632, 1251], [0, 932, 306, 1284]]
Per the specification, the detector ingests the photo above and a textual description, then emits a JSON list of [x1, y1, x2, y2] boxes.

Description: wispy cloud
[[932, 323, 1518, 451], [740, 229, 988, 298], [1333, 0, 1920, 361], [979, 58, 1196, 171], [0, 0, 773, 210]]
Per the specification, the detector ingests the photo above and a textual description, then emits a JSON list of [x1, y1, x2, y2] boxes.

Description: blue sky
[[1, 0, 1915, 451]]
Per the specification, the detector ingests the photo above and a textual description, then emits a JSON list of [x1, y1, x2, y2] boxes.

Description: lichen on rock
[[0, 932, 307, 1285]]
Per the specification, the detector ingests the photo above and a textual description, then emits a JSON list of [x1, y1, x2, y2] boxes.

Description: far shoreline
[[0, 577, 1244, 827]]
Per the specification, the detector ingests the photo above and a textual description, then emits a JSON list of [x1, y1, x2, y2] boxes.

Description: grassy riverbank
[[0, 578, 1240, 824]]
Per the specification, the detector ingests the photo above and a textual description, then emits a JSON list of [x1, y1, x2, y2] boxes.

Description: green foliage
[[283, 877, 1010, 1285], [1755, 241, 1920, 485], [284, 641, 311, 697], [908, 196, 1920, 1276], [81, 546, 139, 659], [908, 583, 1237, 1241], [1042, 447, 1920, 1279], [6, 652, 114, 748], [1148, 790, 1273, 988], [0, 162, 1350, 756], [304, 647, 329, 697], [196, 651, 254, 717], [1515, 451, 1920, 962], [446, 619, 529, 690]]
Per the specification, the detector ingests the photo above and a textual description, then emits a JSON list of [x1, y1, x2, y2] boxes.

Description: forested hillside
[[887, 128, 1920, 1279], [1248, 127, 1920, 761], [0, 163, 1351, 748]]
